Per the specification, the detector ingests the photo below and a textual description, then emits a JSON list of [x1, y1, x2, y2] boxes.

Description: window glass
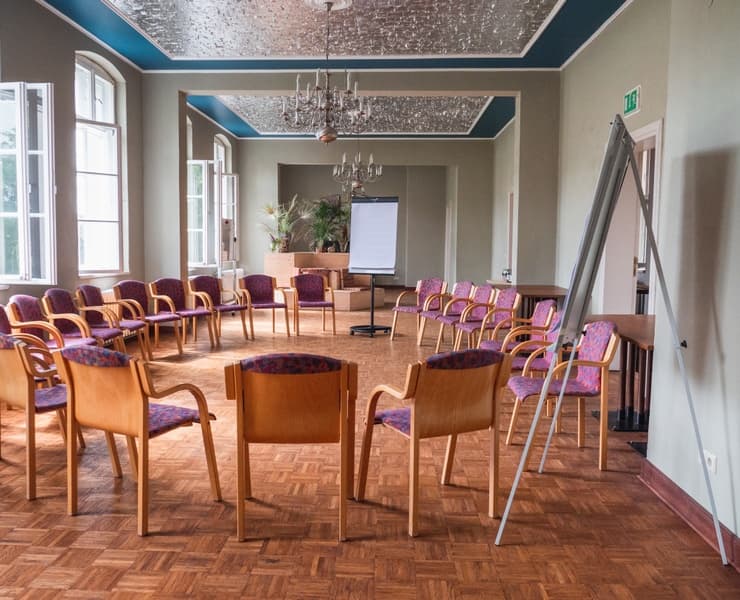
[[76, 173, 118, 221], [75, 63, 92, 119], [78, 221, 120, 271], [0, 155, 18, 213], [0, 89, 17, 150], [76, 123, 118, 174], [0, 216, 20, 276], [94, 74, 115, 123]]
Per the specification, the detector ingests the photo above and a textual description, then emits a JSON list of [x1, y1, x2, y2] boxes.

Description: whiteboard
[[558, 114, 634, 343], [348, 197, 399, 275]]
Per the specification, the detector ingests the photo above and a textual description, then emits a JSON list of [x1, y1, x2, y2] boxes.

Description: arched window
[[74, 53, 125, 273], [214, 134, 231, 173]]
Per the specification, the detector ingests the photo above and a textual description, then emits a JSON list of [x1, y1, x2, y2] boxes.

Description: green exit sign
[[624, 85, 641, 116]]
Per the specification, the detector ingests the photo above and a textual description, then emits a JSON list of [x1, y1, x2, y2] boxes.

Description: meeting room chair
[[478, 298, 556, 352], [149, 278, 216, 348], [76, 284, 151, 360], [355, 348, 512, 536], [453, 287, 520, 350], [290, 273, 336, 336], [54, 344, 222, 536], [42, 288, 126, 352], [113, 279, 183, 356], [7, 294, 97, 349], [416, 280, 474, 347], [506, 320, 619, 471], [224, 353, 358, 541], [237, 274, 291, 339], [442, 283, 496, 351], [0, 334, 70, 500], [188, 275, 249, 342], [390, 277, 446, 341]]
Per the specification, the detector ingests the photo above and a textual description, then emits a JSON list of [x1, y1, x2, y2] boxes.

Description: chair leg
[[409, 432, 420, 537], [67, 412, 77, 515], [173, 321, 183, 355], [331, 307, 336, 335], [137, 435, 148, 536], [322, 307, 326, 331], [435, 323, 445, 353], [389, 311, 399, 341], [441, 434, 457, 485], [356, 392, 382, 501], [339, 402, 348, 542], [248, 308, 255, 340], [283, 307, 290, 337], [77, 424, 86, 449], [56, 408, 67, 442], [506, 399, 522, 445], [577, 397, 586, 448], [192, 317, 198, 343], [417, 317, 427, 346], [490, 387, 501, 518], [126, 436, 138, 482], [154, 323, 160, 348], [236, 438, 251, 542], [453, 328, 463, 351], [105, 432, 122, 478], [25, 406, 36, 500], [239, 310, 249, 340], [599, 382, 609, 471], [198, 419, 222, 501], [271, 308, 275, 333]]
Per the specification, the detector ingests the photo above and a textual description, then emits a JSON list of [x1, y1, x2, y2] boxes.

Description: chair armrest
[[422, 292, 450, 311], [276, 287, 291, 305], [111, 298, 145, 320], [548, 359, 610, 382], [236, 288, 252, 308], [149, 293, 177, 314], [138, 363, 215, 424], [46, 313, 92, 337], [362, 363, 421, 425], [79, 305, 120, 327], [394, 289, 418, 308], [189, 290, 214, 310], [11, 320, 65, 348], [499, 324, 547, 351], [325, 287, 335, 304], [459, 302, 494, 321], [440, 295, 470, 315], [12, 333, 50, 352], [510, 339, 551, 357]]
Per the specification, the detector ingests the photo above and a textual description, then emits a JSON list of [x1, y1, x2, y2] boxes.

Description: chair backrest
[[543, 311, 562, 363], [0, 334, 35, 409], [76, 285, 107, 326], [418, 277, 446, 310], [151, 278, 187, 311], [468, 284, 495, 320], [8, 294, 47, 339], [531, 299, 557, 329], [43, 288, 80, 334], [115, 280, 149, 318], [190, 275, 221, 307], [489, 287, 520, 325], [292, 274, 327, 302], [0, 305, 11, 334], [239, 274, 276, 304], [56, 345, 145, 437], [411, 348, 511, 439], [446, 280, 474, 314], [226, 353, 356, 444], [576, 321, 618, 392]]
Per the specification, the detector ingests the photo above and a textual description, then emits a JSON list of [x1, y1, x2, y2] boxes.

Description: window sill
[[78, 272, 130, 281]]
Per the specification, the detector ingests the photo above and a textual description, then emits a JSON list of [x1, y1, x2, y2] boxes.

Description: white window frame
[[75, 56, 123, 275], [187, 159, 210, 267], [0, 82, 56, 284]]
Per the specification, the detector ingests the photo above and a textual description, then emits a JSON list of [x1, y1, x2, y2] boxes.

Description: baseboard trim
[[640, 460, 739, 571]]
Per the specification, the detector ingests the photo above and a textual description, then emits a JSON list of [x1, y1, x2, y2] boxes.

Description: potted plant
[[309, 195, 350, 252], [260, 195, 307, 252]]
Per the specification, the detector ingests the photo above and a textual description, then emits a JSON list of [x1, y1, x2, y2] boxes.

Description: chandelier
[[281, 1, 371, 143], [332, 150, 383, 194]]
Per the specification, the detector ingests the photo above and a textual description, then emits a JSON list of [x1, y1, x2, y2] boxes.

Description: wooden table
[[487, 282, 569, 316], [587, 314, 655, 432]]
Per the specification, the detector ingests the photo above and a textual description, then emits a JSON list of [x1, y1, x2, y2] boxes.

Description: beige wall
[[556, 0, 670, 306], [646, 0, 740, 535], [187, 107, 240, 167], [491, 120, 516, 279], [0, 0, 143, 302]]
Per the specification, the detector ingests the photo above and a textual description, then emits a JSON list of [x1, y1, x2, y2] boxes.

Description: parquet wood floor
[[1, 300, 739, 598]]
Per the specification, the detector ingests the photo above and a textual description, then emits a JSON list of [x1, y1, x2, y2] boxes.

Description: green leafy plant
[[309, 196, 349, 252], [260, 195, 308, 252]]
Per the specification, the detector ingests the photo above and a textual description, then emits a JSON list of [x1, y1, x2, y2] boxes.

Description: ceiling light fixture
[[282, 1, 371, 143], [332, 145, 382, 195]]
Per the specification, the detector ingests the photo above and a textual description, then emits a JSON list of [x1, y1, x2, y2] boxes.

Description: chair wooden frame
[[148, 279, 216, 348], [355, 351, 512, 536], [7, 296, 94, 349], [187, 276, 250, 342], [290, 274, 336, 336], [224, 357, 357, 541], [54, 349, 222, 536], [236, 275, 291, 339], [453, 292, 521, 350], [449, 286, 498, 351], [390, 279, 447, 341], [478, 302, 556, 352]]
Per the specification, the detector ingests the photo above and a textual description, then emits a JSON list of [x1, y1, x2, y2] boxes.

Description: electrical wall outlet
[[703, 449, 718, 475]]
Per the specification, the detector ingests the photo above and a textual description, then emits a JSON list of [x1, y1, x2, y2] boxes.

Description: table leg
[[626, 341, 636, 423], [618, 340, 628, 421]]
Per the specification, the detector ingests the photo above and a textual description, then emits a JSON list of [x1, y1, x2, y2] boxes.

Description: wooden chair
[[149, 278, 216, 348], [355, 348, 512, 536], [54, 345, 222, 536], [0, 334, 70, 499], [224, 353, 358, 541], [442, 284, 496, 351], [188, 275, 249, 342], [237, 274, 291, 339], [416, 280, 474, 347], [113, 279, 183, 356], [390, 277, 446, 341], [506, 320, 619, 470], [7, 294, 97, 349], [478, 298, 556, 352], [76, 284, 151, 360], [290, 273, 336, 336], [453, 287, 520, 350], [42, 288, 126, 352]]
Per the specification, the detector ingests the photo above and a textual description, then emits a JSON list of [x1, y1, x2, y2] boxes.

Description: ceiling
[[40, 0, 629, 139]]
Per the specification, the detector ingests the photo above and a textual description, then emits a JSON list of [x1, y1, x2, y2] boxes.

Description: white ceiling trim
[[518, 0, 567, 57]]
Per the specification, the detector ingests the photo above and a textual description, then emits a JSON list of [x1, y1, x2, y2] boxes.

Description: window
[[0, 82, 55, 284], [75, 56, 122, 273], [187, 161, 208, 265]]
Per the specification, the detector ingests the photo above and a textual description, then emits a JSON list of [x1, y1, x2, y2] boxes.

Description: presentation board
[[348, 196, 399, 275]]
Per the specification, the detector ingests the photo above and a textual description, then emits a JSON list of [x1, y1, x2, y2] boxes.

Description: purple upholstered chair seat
[[88, 326, 124, 341], [46, 336, 98, 349], [119, 318, 146, 331], [240, 352, 342, 374], [148, 403, 210, 438], [251, 301, 286, 310], [393, 304, 424, 314], [510, 355, 551, 371], [508, 375, 600, 400], [212, 303, 248, 313], [177, 307, 212, 318], [298, 300, 334, 308], [374, 408, 411, 436], [34, 385, 68, 413], [148, 312, 181, 323]]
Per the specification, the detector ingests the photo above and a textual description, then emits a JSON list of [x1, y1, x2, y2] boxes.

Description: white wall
[[492, 119, 516, 279], [647, 0, 740, 535]]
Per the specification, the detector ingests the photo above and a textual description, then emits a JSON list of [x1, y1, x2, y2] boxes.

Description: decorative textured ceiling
[[218, 95, 491, 135], [106, 0, 561, 59]]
